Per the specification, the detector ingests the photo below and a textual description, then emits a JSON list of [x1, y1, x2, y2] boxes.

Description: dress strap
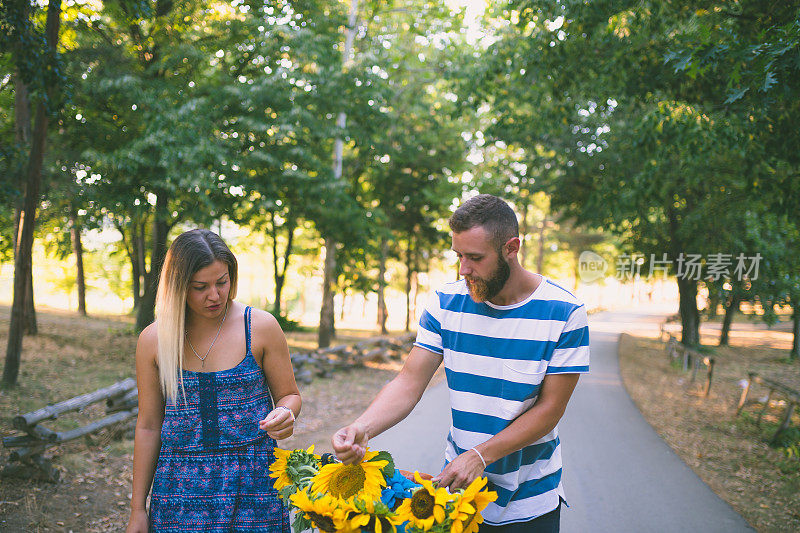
[[244, 306, 252, 355]]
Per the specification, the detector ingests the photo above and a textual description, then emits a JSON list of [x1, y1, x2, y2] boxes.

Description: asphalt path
[[371, 305, 754, 532]]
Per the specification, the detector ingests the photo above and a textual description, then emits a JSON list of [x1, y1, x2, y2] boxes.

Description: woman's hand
[[126, 508, 149, 533], [259, 406, 295, 440]]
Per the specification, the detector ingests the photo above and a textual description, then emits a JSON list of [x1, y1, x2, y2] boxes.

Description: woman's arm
[[127, 324, 165, 533], [251, 309, 301, 440]]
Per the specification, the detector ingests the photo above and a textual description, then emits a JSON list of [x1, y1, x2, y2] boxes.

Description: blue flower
[[380, 469, 418, 510]]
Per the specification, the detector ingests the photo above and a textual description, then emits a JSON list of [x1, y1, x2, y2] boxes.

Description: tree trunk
[[12, 15, 37, 337], [318, 236, 337, 347], [130, 223, 142, 311], [270, 211, 281, 316], [519, 198, 529, 269], [791, 306, 799, 361], [318, 0, 359, 348], [404, 239, 416, 332], [676, 276, 700, 346], [377, 238, 388, 334], [70, 206, 87, 316], [136, 221, 147, 308], [707, 288, 719, 318], [116, 219, 141, 313], [14, 210, 37, 334], [3, 0, 62, 387], [13, 70, 31, 144], [135, 195, 169, 332], [536, 217, 547, 274], [719, 293, 739, 346], [271, 216, 296, 317]]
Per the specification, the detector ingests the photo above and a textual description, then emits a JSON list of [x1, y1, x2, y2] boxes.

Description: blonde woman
[[127, 229, 299, 532]]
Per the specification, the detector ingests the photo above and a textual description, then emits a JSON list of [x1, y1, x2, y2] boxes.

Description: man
[[332, 194, 589, 532]]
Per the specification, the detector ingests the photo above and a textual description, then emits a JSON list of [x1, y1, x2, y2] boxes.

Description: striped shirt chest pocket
[[500, 362, 547, 420]]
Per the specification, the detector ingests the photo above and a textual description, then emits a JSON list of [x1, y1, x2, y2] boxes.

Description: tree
[[467, 0, 789, 345], [62, 0, 241, 330], [2, 0, 64, 387], [318, 0, 361, 348]]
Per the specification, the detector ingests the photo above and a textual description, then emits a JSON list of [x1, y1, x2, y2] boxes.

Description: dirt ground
[[0, 306, 417, 532], [617, 319, 800, 533]]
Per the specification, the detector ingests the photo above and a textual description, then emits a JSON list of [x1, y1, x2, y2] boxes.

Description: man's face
[[452, 226, 511, 303]]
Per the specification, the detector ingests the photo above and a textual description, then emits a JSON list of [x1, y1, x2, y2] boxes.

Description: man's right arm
[[332, 345, 442, 464]]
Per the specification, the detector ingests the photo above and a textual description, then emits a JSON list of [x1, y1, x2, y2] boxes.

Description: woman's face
[[186, 260, 230, 320]]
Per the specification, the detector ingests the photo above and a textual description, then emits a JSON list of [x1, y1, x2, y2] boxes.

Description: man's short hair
[[449, 194, 519, 249]]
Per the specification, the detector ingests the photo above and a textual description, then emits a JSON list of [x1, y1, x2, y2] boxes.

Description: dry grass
[[0, 306, 409, 531], [618, 321, 800, 533]]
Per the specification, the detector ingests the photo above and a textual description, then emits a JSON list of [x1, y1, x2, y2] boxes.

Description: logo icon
[[578, 251, 607, 283]]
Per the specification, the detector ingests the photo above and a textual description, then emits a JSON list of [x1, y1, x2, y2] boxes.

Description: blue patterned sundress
[[149, 306, 291, 532]]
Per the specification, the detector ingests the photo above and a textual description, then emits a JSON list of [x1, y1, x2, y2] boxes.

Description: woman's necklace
[[185, 301, 228, 368]]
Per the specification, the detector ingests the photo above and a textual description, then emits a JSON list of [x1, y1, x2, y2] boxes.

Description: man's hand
[[331, 423, 369, 464], [433, 448, 486, 491], [259, 407, 295, 440]]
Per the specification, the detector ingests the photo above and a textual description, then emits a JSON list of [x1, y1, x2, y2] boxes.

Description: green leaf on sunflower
[[373, 450, 396, 479], [292, 512, 312, 533]]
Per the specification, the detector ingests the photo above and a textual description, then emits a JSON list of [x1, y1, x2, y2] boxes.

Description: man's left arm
[[434, 373, 580, 490]]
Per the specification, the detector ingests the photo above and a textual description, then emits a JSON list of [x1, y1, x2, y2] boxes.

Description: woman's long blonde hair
[[155, 229, 238, 403]]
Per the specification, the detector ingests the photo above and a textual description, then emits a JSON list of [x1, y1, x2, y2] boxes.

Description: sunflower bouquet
[[269, 446, 498, 533]]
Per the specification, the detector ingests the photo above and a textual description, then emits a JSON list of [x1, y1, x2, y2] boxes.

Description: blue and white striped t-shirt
[[414, 276, 590, 525]]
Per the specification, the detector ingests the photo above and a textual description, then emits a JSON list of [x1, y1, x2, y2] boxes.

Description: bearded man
[[332, 194, 590, 532]]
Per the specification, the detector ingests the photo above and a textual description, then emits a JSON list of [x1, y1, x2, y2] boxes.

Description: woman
[[127, 229, 299, 532]]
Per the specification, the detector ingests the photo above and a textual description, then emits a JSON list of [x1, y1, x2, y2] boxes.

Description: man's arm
[[332, 345, 442, 464], [434, 373, 580, 490]]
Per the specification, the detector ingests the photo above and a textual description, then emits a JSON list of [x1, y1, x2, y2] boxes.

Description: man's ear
[[504, 237, 521, 256]]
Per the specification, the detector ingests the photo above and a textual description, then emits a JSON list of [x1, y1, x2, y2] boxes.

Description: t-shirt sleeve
[[414, 290, 444, 355], [547, 304, 590, 374]]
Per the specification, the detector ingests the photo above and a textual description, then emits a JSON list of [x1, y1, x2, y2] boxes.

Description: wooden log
[[2, 435, 46, 448], [106, 388, 138, 413], [28, 424, 58, 442], [1, 461, 59, 483], [756, 376, 800, 401], [54, 408, 138, 443], [9, 444, 49, 462], [353, 339, 380, 351], [13, 378, 136, 429], [361, 347, 387, 363], [316, 345, 349, 356]]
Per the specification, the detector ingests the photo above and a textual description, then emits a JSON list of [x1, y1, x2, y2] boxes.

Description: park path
[[371, 304, 754, 532]]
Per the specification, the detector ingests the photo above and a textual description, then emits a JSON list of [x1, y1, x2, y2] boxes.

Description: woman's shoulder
[[246, 305, 282, 333], [137, 321, 158, 348]]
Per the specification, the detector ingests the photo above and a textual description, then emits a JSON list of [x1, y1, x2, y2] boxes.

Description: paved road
[[371, 306, 754, 532]]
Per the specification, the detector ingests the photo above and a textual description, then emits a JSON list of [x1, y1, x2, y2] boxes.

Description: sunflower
[[342, 497, 402, 533], [290, 487, 351, 533], [394, 472, 453, 531], [449, 476, 498, 533], [311, 449, 389, 501], [269, 445, 320, 491]]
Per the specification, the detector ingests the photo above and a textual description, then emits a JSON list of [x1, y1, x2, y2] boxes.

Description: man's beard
[[466, 255, 510, 303]]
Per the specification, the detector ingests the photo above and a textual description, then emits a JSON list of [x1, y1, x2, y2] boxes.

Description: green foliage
[[373, 450, 396, 479], [0, 0, 68, 114]]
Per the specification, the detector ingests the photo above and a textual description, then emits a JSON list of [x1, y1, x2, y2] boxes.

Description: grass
[[618, 325, 800, 532]]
